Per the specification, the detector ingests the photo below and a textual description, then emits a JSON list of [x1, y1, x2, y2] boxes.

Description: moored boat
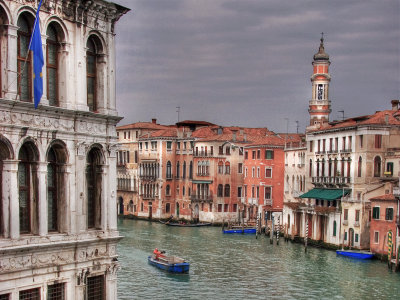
[[159, 220, 212, 227], [336, 250, 374, 260], [223, 228, 256, 234], [148, 254, 190, 273]]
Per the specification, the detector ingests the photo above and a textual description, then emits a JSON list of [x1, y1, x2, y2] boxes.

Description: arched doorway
[[149, 202, 153, 219], [176, 203, 180, 217], [194, 204, 199, 223], [119, 197, 124, 215], [349, 228, 354, 247]]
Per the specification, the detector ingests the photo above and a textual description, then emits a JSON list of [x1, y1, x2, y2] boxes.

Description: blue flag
[[29, 0, 44, 109]]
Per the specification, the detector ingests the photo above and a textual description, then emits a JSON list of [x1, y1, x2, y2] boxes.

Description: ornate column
[[2, 160, 19, 239], [5, 25, 18, 100], [37, 161, 48, 236], [106, 262, 120, 300]]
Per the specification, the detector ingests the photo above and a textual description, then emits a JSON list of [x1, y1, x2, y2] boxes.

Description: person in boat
[[153, 248, 165, 260]]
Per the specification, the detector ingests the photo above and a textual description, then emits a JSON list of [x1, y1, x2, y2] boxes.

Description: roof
[[369, 194, 397, 201], [308, 109, 400, 133], [117, 122, 168, 130], [300, 188, 351, 201]]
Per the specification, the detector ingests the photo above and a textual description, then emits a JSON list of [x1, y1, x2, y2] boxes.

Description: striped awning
[[300, 188, 350, 201]]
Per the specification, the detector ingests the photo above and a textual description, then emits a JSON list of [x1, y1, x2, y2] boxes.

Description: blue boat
[[223, 228, 256, 234], [336, 250, 374, 260], [148, 254, 190, 273]]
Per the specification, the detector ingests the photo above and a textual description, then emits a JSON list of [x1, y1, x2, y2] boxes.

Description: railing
[[354, 221, 360, 227], [265, 199, 272, 206], [190, 194, 213, 202], [315, 151, 326, 154], [142, 195, 156, 200], [166, 175, 173, 180], [139, 175, 158, 180], [342, 220, 348, 226], [312, 176, 351, 185], [196, 173, 210, 177], [194, 151, 212, 157], [340, 149, 352, 153], [248, 198, 259, 205], [326, 150, 338, 154]]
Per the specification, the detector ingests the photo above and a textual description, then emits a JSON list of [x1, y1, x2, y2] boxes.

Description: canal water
[[117, 219, 400, 300]]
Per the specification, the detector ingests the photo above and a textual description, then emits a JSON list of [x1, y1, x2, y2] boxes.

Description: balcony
[[190, 193, 213, 202], [139, 175, 158, 181], [354, 221, 360, 227], [342, 220, 348, 226], [265, 199, 272, 206], [248, 198, 259, 205], [196, 173, 210, 177], [194, 151, 212, 157], [315, 151, 326, 155], [326, 150, 338, 154], [340, 149, 352, 154], [312, 176, 351, 186], [142, 195, 156, 200]]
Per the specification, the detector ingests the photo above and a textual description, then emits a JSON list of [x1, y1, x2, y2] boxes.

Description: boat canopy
[[300, 188, 351, 201]]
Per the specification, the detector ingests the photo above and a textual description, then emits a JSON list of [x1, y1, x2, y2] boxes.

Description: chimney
[[391, 99, 399, 111], [152, 118, 157, 124]]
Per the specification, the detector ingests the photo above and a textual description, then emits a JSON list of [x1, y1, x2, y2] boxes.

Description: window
[[210, 146, 213, 155], [47, 148, 59, 232], [141, 202, 143, 211], [217, 184, 223, 197], [219, 146, 223, 155], [176, 142, 180, 150], [264, 187, 271, 200], [47, 24, 59, 106], [166, 203, 170, 213], [86, 37, 97, 111], [372, 207, 380, 219], [309, 141, 313, 152], [135, 150, 138, 163], [226, 146, 230, 155], [355, 234, 359, 243], [224, 184, 230, 197], [233, 204, 237, 212], [256, 186, 259, 198], [245, 167, 248, 177], [344, 231, 347, 241], [166, 185, 170, 196], [224, 204, 229, 212], [265, 150, 274, 159], [189, 161, 193, 179], [373, 156, 381, 177], [167, 141, 172, 151], [375, 135, 382, 148], [333, 220, 337, 236], [225, 162, 230, 174], [218, 161, 224, 174], [218, 204, 222, 212], [385, 208, 394, 221], [182, 186, 185, 196], [252, 167, 255, 178], [176, 162, 180, 178], [344, 209, 348, 221], [166, 161, 172, 179], [359, 135, 363, 148], [245, 151, 248, 159], [355, 210, 360, 222], [357, 156, 362, 177], [87, 275, 104, 300], [237, 187, 242, 197], [257, 167, 260, 178], [47, 283, 65, 300], [17, 15, 32, 102], [386, 162, 394, 175], [252, 151, 256, 159], [19, 288, 40, 300], [265, 168, 272, 178], [257, 149, 261, 159], [238, 163, 243, 173], [182, 161, 186, 178], [87, 148, 103, 229], [0, 294, 10, 300], [374, 231, 379, 244]]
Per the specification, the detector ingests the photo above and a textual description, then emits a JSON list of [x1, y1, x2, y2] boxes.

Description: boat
[[148, 254, 190, 273], [336, 250, 374, 260], [159, 220, 212, 227], [223, 228, 256, 234]]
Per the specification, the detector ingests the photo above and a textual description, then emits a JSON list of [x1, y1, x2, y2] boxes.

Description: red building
[[370, 194, 400, 257]]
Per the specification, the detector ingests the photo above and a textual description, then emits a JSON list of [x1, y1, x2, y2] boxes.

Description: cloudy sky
[[114, 0, 399, 133]]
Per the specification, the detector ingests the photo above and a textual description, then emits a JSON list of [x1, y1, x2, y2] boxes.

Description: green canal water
[[117, 218, 400, 300]]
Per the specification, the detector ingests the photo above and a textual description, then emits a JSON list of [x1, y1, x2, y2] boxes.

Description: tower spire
[[308, 34, 331, 128]]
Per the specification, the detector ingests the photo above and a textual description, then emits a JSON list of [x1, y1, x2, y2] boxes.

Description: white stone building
[[0, 0, 128, 299]]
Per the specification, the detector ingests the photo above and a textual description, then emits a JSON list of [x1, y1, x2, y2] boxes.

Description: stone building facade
[[0, 0, 128, 299]]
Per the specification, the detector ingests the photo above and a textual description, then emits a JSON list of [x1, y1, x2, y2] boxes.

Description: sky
[[114, 0, 399, 133]]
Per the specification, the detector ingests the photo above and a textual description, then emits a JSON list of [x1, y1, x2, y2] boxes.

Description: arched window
[[129, 200, 134, 213], [86, 37, 97, 111], [47, 148, 58, 231], [321, 158, 325, 177], [17, 15, 32, 102], [288, 215, 290, 229], [166, 184, 170, 196], [0, 138, 12, 236], [374, 156, 381, 177], [46, 24, 59, 106], [224, 184, 230, 197], [217, 184, 223, 197], [225, 162, 230, 174], [218, 161, 223, 174], [182, 161, 186, 178], [18, 143, 39, 234], [189, 161, 193, 179], [309, 159, 312, 177], [176, 161, 180, 178], [166, 161, 172, 179], [166, 203, 170, 213], [358, 156, 362, 177], [333, 220, 337, 236], [86, 148, 103, 229]]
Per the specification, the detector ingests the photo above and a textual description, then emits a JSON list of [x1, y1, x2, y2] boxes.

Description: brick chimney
[[391, 100, 399, 111], [152, 118, 157, 124]]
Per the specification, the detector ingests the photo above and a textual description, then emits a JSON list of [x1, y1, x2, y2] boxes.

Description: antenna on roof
[[176, 106, 180, 122], [295, 121, 299, 134], [338, 110, 345, 120]]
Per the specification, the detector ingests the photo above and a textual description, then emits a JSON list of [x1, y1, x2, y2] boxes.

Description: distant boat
[[159, 220, 212, 227], [336, 250, 374, 260], [223, 228, 256, 234], [148, 254, 190, 273]]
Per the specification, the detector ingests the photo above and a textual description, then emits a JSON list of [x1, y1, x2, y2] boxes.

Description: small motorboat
[[148, 253, 190, 273], [223, 228, 256, 234], [336, 249, 374, 260]]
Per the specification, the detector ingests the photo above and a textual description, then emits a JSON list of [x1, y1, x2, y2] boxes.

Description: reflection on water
[[117, 219, 400, 300]]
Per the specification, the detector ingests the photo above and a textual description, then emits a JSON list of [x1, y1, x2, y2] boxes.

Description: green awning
[[300, 188, 351, 201]]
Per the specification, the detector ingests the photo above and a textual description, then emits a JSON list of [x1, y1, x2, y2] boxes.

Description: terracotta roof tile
[[117, 122, 168, 130], [370, 194, 397, 201]]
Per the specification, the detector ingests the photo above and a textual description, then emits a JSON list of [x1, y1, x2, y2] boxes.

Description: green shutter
[[373, 207, 380, 219], [333, 221, 336, 236]]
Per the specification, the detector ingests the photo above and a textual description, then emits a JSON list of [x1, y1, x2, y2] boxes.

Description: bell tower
[[309, 33, 331, 127]]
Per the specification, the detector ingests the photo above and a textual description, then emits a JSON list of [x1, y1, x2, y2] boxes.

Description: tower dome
[[313, 35, 329, 61]]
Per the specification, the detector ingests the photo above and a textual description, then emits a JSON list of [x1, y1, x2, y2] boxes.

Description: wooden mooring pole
[[276, 216, 280, 245], [270, 216, 274, 244], [305, 220, 308, 253]]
